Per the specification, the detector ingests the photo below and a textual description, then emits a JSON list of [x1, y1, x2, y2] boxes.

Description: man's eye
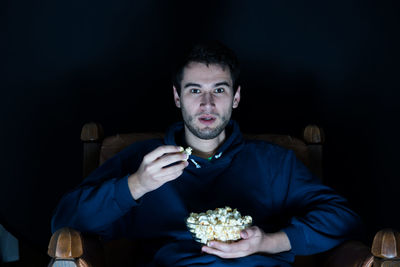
[[215, 88, 225, 93], [191, 89, 201, 94]]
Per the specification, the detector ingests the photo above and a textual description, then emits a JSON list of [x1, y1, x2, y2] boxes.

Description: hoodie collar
[[164, 120, 244, 168]]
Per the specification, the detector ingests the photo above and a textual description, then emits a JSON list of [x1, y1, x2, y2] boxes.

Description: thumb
[[241, 228, 254, 239]]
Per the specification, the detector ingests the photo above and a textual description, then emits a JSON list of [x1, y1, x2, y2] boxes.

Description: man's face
[[173, 62, 241, 140]]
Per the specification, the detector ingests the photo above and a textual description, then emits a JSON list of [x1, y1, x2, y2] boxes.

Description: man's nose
[[200, 93, 215, 108]]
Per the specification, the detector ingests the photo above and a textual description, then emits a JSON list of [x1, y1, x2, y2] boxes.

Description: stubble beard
[[181, 106, 231, 140]]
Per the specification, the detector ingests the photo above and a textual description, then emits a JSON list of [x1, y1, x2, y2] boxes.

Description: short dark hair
[[172, 41, 240, 95]]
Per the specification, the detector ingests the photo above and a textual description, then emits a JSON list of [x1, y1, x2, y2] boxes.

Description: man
[[51, 41, 361, 266]]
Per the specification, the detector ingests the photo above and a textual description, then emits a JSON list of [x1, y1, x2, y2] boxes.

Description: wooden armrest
[[371, 228, 400, 266], [48, 227, 83, 259], [323, 228, 400, 267], [322, 240, 373, 267], [48, 227, 105, 267]]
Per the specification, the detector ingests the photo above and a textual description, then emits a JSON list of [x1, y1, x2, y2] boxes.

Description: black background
[[1, 0, 400, 258]]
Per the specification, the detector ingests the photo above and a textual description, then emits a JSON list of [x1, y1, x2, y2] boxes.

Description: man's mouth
[[198, 115, 217, 126]]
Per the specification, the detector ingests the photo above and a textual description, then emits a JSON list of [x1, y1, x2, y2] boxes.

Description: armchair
[[48, 123, 400, 267]]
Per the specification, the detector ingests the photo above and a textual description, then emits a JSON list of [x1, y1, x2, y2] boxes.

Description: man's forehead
[[182, 62, 233, 85]]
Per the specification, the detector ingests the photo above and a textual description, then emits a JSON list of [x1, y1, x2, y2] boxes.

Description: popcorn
[[183, 147, 192, 156], [186, 207, 252, 244], [180, 146, 192, 160]]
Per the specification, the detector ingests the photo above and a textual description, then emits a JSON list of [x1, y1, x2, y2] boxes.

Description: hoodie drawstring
[[214, 152, 222, 159], [190, 159, 201, 169]]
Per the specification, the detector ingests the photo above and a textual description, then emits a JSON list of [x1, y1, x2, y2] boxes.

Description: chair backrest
[[80, 122, 324, 179], [100, 133, 309, 165]]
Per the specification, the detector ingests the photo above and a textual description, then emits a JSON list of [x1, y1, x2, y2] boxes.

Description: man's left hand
[[201, 226, 291, 258]]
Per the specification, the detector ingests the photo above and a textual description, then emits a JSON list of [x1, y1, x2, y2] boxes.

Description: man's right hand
[[127, 146, 189, 200]]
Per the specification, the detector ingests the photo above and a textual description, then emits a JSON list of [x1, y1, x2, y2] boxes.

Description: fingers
[[202, 244, 234, 258], [155, 161, 188, 179], [202, 227, 264, 259], [143, 146, 183, 164], [144, 154, 188, 179], [202, 246, 235, 258], [160, 171, 184, 183], [132, 146, 190, 198], [153, 152, 188, 169], [241, 226, 258, 239], [202, 242, 248, 259], [208, 240, 249, 253]]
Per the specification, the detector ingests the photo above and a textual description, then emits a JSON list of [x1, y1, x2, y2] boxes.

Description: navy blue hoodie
[[51, 120, 361, 266]]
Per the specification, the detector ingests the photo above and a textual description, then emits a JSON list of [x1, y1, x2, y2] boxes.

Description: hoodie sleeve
[[50, 142, 152, 238], [279, 150, 363, 256]]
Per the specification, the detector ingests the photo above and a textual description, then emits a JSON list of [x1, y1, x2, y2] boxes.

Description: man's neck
[[184, 126, 226, 159]]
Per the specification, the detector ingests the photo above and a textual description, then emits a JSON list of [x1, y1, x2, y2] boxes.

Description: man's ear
[[173, 86, 181, 108], [233, 86, 241, 109]]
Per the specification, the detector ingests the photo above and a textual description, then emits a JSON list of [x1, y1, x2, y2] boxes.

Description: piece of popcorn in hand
[[184, 147, 192, 156], [180, 146, 192, 160]]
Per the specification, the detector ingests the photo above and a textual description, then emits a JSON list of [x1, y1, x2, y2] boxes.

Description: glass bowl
[[186, 221, 252, 245]]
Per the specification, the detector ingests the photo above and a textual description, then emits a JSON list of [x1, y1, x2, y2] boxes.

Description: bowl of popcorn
[[186, 206, 252, 245]]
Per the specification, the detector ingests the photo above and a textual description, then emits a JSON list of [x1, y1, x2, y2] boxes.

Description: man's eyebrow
[[184, 83, 201, 88], [214, 82, 230, 87]]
